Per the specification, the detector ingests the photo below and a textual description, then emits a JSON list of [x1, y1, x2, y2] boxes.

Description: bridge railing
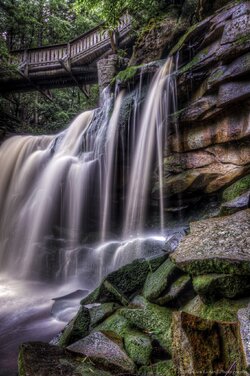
[[10, 14, 131, 69]]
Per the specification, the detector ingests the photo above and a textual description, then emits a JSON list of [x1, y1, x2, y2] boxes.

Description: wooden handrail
[[10, 14, 131, 67]]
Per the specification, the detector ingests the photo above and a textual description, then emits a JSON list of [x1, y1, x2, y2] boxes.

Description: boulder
[[67, 331, 135, 374], [89, 303, 120, 328], [155, 274, 193, 307], [57, 306, 90, 347], [120, 296, 173, 354], [238, 304, 250, 372], [220, 191, 250, 215], [81, 255, 167, 305], [171, 209, 250, 275], [193, 274, 250, 303], [183, 295, 250, 322], [172, 311, 245, 375], [124, 330, 152, 366], [18, 342, 112, 376], [143, 259, 181, 301], [94, 311, 132, 339]]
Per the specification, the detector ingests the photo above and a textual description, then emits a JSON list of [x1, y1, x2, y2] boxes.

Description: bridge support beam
[[97, 54, 128, 94]]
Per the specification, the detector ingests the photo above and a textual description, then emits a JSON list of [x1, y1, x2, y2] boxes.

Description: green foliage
[[222, 175, 250, 202], [114, 65, 142, 83], [0, 85, 99, 135], [75, 0, 167, 29]]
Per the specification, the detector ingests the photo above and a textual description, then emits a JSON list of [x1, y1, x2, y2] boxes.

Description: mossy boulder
[[171, 209, 250, 276], [193, 274, 250, 303], [81, 255, 167, 305], [89, 303, 120, 328], [222, 174, 250, 202], [155, 274, 194, 307], [183, 295, 250, 322], [18, 342, 112, 376], [143, 259, 181, 302], [124, 330, 152, 366], [220, 190, 250, 216], [57, 306, 90, 347], [67, 331, 135, 375], [172, 311, 245, 375], [94, 311, 133, 339], [120, 296, 173, 354], [138, 360, 177, 376]]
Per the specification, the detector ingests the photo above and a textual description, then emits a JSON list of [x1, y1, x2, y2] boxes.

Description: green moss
[[138, 360, 177, 376], [120, 296, 173, 354], [193, 274, 250, 303], [143, 259, 180, 301], [18, 348, 26, 376], [114, 65, 143, 84], [82, 256, 167, 306], [58, 306, 90, 347], [170, 22, 198, 56], [176, 257, 250, 276], [183, 295, 250, 322], [124, 330, 152, 366], [95, 311, 133, 338], [234, 33, 250, 47], [89, 303, 119, 328], [222, 174, 250, 202]]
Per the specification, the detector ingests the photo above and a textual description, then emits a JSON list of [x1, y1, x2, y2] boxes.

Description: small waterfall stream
[[0, 57, 179, 375]]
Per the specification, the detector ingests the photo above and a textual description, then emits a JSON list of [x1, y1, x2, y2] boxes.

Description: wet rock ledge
[[19, 209, 250, 375]]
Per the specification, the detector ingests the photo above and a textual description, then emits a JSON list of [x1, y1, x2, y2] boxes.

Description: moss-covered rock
[[220, 190, 250, 216], [171, 209, 250, 276], [18, 342, 112, 376], [193, 274, 250, 303], [120, 296, 173, 354], [172, 311, 245, 375], [94, 311, 133, 339], [183, 295, 250, 322], [138, 360, 177, 376], [89, 303, 120, 328], [155, 274, 194, 306], [143, 259, 181, 302], [81, 255, 167, 305], [67, 331, 135, 375], [222, 174, 250, 202], [58, 306, 90, 347], [124, 330, 152, 366]]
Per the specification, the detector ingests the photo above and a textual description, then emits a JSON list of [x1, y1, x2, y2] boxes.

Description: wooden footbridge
[[0, 15, 131, 98]]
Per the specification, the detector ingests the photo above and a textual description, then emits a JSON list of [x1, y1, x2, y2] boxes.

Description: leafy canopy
[[75, 0, 160, 29]]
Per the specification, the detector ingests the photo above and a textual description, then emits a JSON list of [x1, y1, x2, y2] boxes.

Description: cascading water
[[124, 57, 177, 236], [0, 57, 180, 375]]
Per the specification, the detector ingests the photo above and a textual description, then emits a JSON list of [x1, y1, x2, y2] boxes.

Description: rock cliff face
[[162, 1, 250, 214]]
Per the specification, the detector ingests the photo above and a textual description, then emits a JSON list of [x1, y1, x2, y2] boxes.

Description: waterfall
[[0, 90, 125, 280], [0, 59, 181, 374], [0, 58, 177, 282], [124, 57, 177, 236]]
